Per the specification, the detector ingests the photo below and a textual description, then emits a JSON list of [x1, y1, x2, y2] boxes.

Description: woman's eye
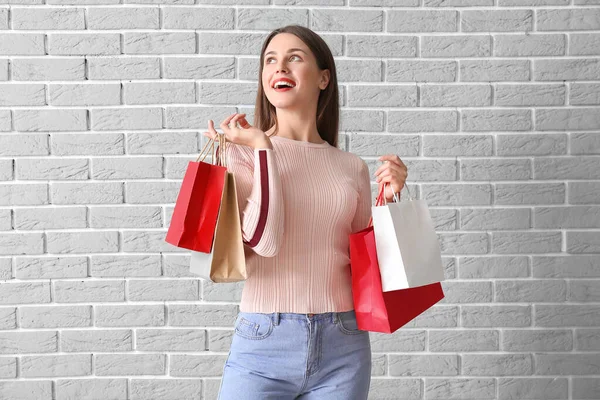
[[266, 55, 301, 63]]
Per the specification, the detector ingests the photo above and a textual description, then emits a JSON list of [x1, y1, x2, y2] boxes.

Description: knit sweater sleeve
[[221, 143, 284, 257], [351, 158, 374, 233]]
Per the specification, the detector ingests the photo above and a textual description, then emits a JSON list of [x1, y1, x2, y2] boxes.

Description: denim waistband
[[238, 310, 356, 325]]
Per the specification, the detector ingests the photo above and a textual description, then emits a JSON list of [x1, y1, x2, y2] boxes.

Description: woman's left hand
[[374, 154, 408, 203]]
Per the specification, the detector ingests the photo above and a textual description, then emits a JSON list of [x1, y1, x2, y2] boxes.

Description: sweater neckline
[[270, 135, 330, 148]]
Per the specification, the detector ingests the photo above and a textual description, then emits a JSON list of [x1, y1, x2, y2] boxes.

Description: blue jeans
[[217, 310, 372, 400]]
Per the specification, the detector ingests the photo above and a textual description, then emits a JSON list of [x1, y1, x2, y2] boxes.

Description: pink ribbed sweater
[[222, 134, 372, 314]]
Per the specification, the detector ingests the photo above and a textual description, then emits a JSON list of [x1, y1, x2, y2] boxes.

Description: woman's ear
[[320, 69, 330, 90]]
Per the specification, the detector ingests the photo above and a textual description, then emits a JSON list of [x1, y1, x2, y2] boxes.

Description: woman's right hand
[[202, 113, 272, 150]]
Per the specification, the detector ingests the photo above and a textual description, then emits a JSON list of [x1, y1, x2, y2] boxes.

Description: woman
[[202, 25, 408, 400]]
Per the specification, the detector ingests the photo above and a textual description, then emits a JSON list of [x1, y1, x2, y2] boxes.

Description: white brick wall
[[0, 1, 599, 399]]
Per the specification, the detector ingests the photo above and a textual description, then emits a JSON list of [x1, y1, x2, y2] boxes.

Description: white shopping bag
[[372, 182, 444, 292]]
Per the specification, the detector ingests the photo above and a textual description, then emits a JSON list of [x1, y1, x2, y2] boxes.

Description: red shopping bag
[[349, 185, 444, 334], [165, 136, 227, 253]]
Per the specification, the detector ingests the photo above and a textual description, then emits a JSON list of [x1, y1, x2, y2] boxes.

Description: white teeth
[[274, 81, 295, 88]]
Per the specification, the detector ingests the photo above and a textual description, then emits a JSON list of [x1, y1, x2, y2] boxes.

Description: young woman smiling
[[202, 25, 408, 400]]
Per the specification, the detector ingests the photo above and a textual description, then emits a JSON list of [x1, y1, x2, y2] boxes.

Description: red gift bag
[[349, 185, 445, 334], [165, 135, 227, 253]]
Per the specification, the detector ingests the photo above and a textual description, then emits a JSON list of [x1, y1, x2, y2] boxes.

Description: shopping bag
[[165, 135, 227, 253], [372, 182, 444, 292], [349, 185, 444, 334], [189, 135, 247, 283]]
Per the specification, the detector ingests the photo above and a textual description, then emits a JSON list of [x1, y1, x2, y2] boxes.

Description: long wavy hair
[[253, 25, 340, 148]]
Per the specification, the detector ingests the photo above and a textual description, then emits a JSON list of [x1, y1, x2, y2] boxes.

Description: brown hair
[[253, 25, 340, 148]]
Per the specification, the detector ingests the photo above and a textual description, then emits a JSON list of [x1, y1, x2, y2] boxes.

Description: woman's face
[[262, 33, 329, 110]]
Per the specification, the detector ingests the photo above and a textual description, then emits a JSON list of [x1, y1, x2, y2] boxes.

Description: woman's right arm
[[222, 142, 285, 258]]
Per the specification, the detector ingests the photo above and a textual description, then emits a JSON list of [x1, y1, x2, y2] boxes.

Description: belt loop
[[273, 312, 280, 326]]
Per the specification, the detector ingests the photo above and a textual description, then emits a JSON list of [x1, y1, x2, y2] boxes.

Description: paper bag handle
[[367, 182, 413, 227], [196, 133, 228, 167]]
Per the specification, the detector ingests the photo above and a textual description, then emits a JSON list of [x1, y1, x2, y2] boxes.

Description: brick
[[0, 382, 52, 400], [51, 182, 123, 205], [494, 34, 565, 56], [14, 109, 86, 132], [47, 231, 118, 254], [12, 58, 85, 81], [49, 83, 120, 106], [128, 279, 198, 301], [168, 304, 238, 327], [349, 134, 419, 157], [499, 378, 568, 400], [96, 354, 164, 375], [48, 33, 120, 55], [20, 306, 90, 329], [311, 9, 383, 32], [571, 33, 600, 56], [15, 256, 87, 279], [460, 60, 530, 81], [569, 182, 600, 204], [0, 34, 45, 55], [203, 281, 243, 302], [124, 82, 195, 105], [535, 59, 600, 81], [171, 354, 227, 377], [136, 329, 205, 352], [14, 207, 86, 230], [462, 305, 531, 327], [388, 60, 457, 82], [130, 379, 202, 400], [92, 157, 162, 180], [88, 57, 160, 80], [51, 133, 124, 156], [91, 108, 162, 131], [535, 354, 600, 375], [429, 330, 499, 352], [0, 134, 48, 156], [162, 7, 233, 30], [125, 181, 179, 204], [538, 8, 600, 31], [0, 280, 49, 302], [0, 331, 56, 352], [462, 109, 532, 131], [495, 83, 565, 106], [459, 256, 529, 279], [16, 158, 88, 180], [535, 206, 600, 229], [0, 84, 45, 106], [462, 10, 533, 32], [461, 208, 530, 230], [389, 355, 458, 376], [127, 131, 200, 154], [95, 304, 165, 327], [88, 7, 159, 29], [90, 255, 161, 277], [492, 231, 561, 254], [576, 329, 600, 351], [572, 133, 600, 155], [421, 84, 491, 107], [573, 378, 600, 400], [123, 32, 195, 54], [404, 306, 458, 328], [0, 233, 44, 257], [237, 8, 307, 30], [536, 108, 600, 131], [496, 280, 566, 303], [462, 354, 532, 376], [422, 184, 491, 206], [568, 231, 600, 253], [461, 159, 531, 181], [164, 57, 235, 79], [425, 378, 495, 400], [123, 231, 182, 253], [56, 379, 126, 400], [534, 157, 600, 179], [62, 330, 131, 352], [536, 305, 600, 327], [533, 255, 600, 278], [346, 35, 417, 57], [497, 134, 567, 156], [0, 184, 48, 206], [12, 7, 84, 30], [495, 183, 565, 205], [21, 354, 91, 377], [571, 83, 600, 105], [388, 10, 458, 32], [570, 281, 600, 302], [368, 379, 421, 400], [389, 110, 457, 132], [422, 35, 491, 57]]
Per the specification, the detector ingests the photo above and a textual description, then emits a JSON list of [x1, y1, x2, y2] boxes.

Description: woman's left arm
[[374, 154, 409, 203]]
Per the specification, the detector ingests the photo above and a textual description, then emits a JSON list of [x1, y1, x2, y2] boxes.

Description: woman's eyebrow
[[265, 48, 307, 56]]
